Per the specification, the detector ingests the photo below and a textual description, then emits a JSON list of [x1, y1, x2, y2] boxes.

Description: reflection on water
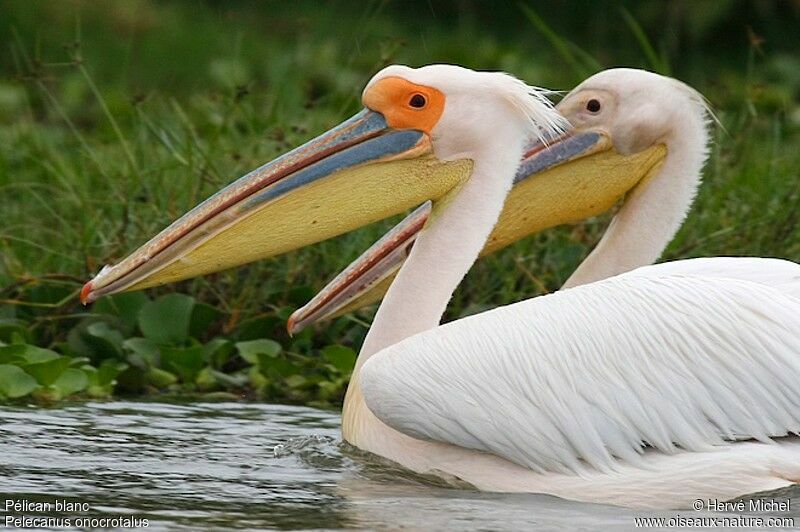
[[1, 401, 797, 530]]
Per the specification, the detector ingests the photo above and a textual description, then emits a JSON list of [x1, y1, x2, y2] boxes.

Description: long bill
[[81, 109, 473, 304], [288, 129, 667, 332]]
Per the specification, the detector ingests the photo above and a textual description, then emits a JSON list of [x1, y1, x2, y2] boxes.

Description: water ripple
[[1, 401, 797, 530]]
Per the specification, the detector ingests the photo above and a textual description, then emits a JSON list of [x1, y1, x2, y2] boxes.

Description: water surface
[[2, 401, 797, 530]]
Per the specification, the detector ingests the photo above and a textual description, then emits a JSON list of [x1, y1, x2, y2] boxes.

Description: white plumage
[[339, 69, 800, 508], [361, 264, 800, 477]]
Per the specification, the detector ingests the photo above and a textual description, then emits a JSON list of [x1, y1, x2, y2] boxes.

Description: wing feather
[[624, 257, 800, 298], [360, 263, 800, 475]]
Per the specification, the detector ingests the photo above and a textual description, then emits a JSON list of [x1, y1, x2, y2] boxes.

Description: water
[[1, 401, 797, 530]]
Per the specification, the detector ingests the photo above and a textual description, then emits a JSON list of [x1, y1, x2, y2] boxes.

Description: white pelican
[[286, 69, 798, 330], [82, 66, 800, 509]]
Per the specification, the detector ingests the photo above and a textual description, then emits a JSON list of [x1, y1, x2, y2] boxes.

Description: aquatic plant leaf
[[0, 343, 61, 364], [0, 364, 38, 398], [123, 337, 161, 369], [321, 345, 356, 374], [0, 319, 32, 344], [138, 293, 196, 346], [97, 359, 128, 386], [85, 358, 130, 396], [189, 302, 223, 339], [52, 368, 89, 398], [203, 338, 235, 369], [236, 339, 282, 364], [161, 345, 206, 383], [145, 367, 178, 388], [0, 345, 26, 364], [84, 321, 125, 358], [284, 374, 307, 389], [22, 354, 72, 386], [92, 292, 150, 333]]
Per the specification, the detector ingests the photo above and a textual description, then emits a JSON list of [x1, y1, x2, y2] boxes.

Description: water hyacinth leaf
[[84, 358, 127, 393], [1, 343, 61, 364], [69, 357, 91, 367], [210, 369, 247, 388], [82, 366, 110, 398], [23, 354, 72, 386], [0, 345, 26, 364], [123, 337, 161, 369], [236, 339, 282, 364], [261, 357, 299, 379], [189, 302, 223, 339], [196, 367, 246, 390], [92, 292, 150, 333], [84, 321, 125, 358], [0, 364, 38, 398], [139, 293, 196, 346], [161, 345, 206, 383], [0, 319, 32, 344], [203, 338, 235, 369], [195, 367, 217, 390], [145, 367, 178, 388], [52, 368, 89, 398], [201, 391, 241, 401], [248, 366, 267, 389], [284, 374, 307, 389], [321, 345, 356, 374]]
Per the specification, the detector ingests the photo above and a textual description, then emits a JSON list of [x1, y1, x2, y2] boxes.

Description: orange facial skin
[[362, 77, 446, 134]]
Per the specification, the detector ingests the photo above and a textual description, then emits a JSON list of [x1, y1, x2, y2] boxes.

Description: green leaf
[[200, 391, 241, 401], [204, 338, 234, 369], [195, 367, 246, 391], [0, 319, 32, 344], [236, 339, 282, 364], [84, 359, 127, 396], [0, 345, 26, 364], [22, 355, 71, 386], [161, 345, 206, 382], [145, 367, 178, 388], [248, 366, 267, 389], [260, 357, 298, 379], [189, 302, 222, 339], [92, 292, 150, 332], [52, 368, 89, 398], [123, 337, 160, 369], [195, 367, 217, 390], [284, 374, 307, 389], [0, 364, 38, 398], [19, 344, 61, 364], [97, 359, 127, 386], [321, 345, 356, 375], [138, 293, 196, 345], [83, 321, 125, 358]]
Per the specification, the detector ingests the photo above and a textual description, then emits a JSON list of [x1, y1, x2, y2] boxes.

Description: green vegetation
[[1, 1, 798, 403]]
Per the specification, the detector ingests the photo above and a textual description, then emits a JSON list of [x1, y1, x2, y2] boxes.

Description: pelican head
[[556, 68, 710, 156], [288, 68, 712, 332], [81, 64, 565, 303]]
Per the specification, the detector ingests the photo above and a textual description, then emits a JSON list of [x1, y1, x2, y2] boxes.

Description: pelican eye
[[586, 99, 601, 113], [409, 93, 427, 109]]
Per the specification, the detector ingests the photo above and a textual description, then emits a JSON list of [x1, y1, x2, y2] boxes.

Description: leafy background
[[1, 0, 798, 403]]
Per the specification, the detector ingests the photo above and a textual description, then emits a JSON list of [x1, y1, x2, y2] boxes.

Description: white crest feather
[[492, 74, 569, 144]]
